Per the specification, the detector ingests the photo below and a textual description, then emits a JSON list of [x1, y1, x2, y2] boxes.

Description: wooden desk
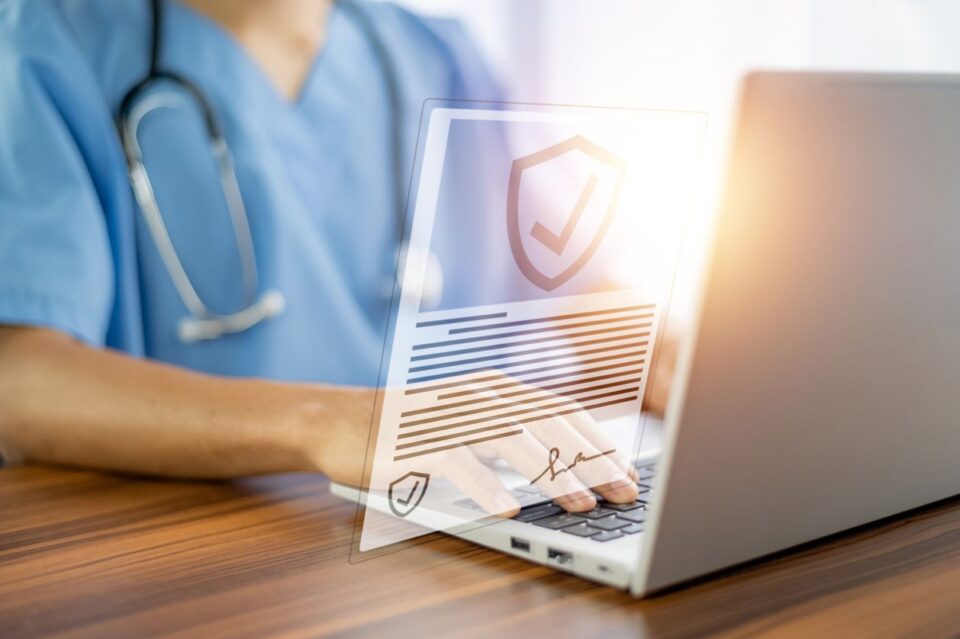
[[2, 466, 959, 638]]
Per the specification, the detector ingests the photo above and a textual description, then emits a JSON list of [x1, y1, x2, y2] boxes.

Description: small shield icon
[[507, 135, 627, 292], [387, 471, 430, 518]]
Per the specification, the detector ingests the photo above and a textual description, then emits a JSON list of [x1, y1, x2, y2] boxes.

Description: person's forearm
[[0, 326, 331, 479]]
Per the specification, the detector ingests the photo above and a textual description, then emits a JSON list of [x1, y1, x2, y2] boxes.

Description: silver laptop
[[333, 71, 960, 596]]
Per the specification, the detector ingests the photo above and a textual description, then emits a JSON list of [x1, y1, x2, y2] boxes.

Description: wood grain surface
[[2, 466, 959, 638]]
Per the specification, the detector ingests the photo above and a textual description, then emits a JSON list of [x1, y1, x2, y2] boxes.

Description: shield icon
[[507, 135, 627, 291], [387, 471, 430, 518]]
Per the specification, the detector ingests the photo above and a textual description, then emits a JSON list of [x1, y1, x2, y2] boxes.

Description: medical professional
[[0, 0, 644, 515]]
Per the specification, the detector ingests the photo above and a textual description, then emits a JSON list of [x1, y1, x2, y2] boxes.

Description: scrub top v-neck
[[0, 0, 501, 385]]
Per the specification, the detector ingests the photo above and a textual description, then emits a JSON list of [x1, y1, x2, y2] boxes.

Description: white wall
[[397, 0, 960, 97], [810, 0, 960, 71]]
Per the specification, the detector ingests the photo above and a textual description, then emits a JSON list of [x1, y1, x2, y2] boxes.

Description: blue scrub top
[[0, 0, 501, 385]]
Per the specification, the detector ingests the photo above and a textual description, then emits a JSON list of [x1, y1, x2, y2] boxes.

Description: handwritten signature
[[531, 447, 617, 484]]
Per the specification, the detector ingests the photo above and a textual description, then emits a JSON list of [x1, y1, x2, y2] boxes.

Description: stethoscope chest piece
[[177, 289, 286, 343]]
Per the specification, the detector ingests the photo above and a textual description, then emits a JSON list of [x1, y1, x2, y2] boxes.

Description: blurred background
[[394, 0, 960, 319]]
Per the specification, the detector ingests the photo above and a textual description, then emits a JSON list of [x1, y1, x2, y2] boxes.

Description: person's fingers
[[417, 369, 639, 511], [523, 413, 638, 504], [472, 429, 596, 512], [481, 370, 641, 487], [562, 408, 641, 483], [435, 447, 520, 517]]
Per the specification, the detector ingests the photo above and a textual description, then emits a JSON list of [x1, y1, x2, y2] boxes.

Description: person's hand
[[299, 371, 641, 518]]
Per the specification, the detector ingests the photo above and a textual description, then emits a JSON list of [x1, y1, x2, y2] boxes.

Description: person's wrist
[[225, 379, 325, 476], [284, 389, 329, 474], [284, 383, 375, 486]]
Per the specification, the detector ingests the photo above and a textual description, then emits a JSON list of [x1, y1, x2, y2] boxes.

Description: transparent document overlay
[[357, 104, 706, 552]]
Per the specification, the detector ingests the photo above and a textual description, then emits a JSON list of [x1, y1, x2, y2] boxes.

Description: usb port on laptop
[[510, 537, 531, 553]]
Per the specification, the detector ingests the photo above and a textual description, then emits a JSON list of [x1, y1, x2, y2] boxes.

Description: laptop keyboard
[[455, 460, 656, 543]]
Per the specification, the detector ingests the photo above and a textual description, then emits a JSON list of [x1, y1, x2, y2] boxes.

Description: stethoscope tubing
[[117, 0, 427, 343], [122, 92, 259, 318]]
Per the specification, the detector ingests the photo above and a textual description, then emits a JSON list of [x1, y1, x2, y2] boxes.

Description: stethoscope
[[118, 0, 441, 343]]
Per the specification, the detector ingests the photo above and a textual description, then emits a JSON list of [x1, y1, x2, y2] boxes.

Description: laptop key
[[515, 504, 563, 523], [621, 523, 644, 534], [590, 516, 631, 531], [601, 500, 644, 512], [591, 530, 625, 542], [576, 506, 618, 520], [532, 513, 585, 530], [635, 490, 653, 504], [561, 523, 603, 538], [617, 509, 647, 524]]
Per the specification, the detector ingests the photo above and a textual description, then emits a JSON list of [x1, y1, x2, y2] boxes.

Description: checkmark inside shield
[[507, 135, 626, 292], [530, 174, 599, 255], [396, 480, 420, 506]]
